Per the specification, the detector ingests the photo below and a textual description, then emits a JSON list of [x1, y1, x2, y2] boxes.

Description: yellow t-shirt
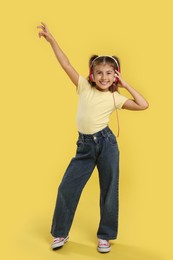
[[76, 76, 128, 134]]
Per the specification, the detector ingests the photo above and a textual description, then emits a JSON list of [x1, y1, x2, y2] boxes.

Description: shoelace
[[99, 239, 109, 246], [53, 237, 64, 243]]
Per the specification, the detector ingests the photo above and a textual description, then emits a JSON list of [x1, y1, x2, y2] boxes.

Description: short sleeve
[[77, 75, 91, 95], [114, 91, 129, 109]]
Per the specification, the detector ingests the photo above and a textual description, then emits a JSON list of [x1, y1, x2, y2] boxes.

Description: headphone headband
[[90, 55, 119, 69]]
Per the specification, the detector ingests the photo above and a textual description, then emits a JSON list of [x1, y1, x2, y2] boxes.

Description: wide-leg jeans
[[51, 126, 119, 240]]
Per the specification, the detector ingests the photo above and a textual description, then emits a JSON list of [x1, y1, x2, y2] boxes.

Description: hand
[[115, 70, 128, 88], [114, 70, 149, 110], [37, 22, 54, 43]]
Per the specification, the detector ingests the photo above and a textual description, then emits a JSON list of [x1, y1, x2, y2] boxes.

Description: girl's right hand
[[37, 22, 54, 43]]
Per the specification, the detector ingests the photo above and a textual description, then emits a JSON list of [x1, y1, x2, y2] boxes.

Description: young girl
[[37, 22, 148, 253]]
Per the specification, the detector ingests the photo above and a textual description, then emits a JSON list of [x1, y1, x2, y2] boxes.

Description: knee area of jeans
[[58, 184, 68, 198]]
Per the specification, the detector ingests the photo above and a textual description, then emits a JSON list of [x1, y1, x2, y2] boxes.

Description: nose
[[101, 73, 106, 80]]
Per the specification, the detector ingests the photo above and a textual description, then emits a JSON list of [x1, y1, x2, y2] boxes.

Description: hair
[[88, 55, 120, 92]]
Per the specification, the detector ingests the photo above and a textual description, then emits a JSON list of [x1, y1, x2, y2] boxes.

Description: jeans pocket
[[76, 139, 84, 153], [107, 134, 117, 146]]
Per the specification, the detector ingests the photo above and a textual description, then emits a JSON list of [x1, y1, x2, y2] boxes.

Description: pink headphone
[[89, 56, 120, 84]]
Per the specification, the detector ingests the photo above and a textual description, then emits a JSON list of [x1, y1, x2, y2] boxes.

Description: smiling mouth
[[100, 81, 109, 86]]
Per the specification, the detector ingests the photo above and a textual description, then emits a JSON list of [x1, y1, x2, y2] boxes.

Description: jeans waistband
[[78, 126, 113, 140]]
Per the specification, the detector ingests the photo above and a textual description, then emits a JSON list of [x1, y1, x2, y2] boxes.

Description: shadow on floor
[[51, 240, 162, 260], [28, 218, 163, 260]]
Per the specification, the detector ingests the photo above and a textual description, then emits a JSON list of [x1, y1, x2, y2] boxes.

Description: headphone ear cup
[[114, 66, 120, 84], [114, 74, 118, 84], [114, 77, 118, 84], [90, 74, 94, 81], [89, 67, 94, 82]]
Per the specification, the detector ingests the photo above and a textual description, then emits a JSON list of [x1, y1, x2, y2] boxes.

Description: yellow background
[[0, 0, 173, 259]]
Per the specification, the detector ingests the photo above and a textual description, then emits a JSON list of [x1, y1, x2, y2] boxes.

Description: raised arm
[[37, 22, 79, 86], [116, 70, 149, 110]]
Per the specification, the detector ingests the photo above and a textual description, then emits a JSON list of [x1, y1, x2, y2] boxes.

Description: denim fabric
[[51, 126, 119, 240]]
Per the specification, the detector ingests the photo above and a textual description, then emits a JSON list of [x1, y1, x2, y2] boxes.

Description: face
[[93, 63, 115, 92]]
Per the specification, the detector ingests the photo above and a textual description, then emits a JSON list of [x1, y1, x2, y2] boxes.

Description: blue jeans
[[51, 126, 119, 240]]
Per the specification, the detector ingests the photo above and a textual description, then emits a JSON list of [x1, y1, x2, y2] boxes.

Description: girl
[[37, 22, 148, 253]]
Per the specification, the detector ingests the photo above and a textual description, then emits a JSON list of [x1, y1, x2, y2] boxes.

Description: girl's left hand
[[115, 70, 128, 88], [37, 22, 54, 43]]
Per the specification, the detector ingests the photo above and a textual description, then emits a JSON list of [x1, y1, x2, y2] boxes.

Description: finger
[[37, 25, 45, 30], [38, 32, 43, 38], [38, 31, 48, 38], [41, 22, 48, 30], [41, 22, 49, 33], [41, 21, 46, 27]]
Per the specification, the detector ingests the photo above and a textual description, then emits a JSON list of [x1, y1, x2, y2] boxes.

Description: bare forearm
[[49, 37, 70, 69], [123, 82, 149, 110]]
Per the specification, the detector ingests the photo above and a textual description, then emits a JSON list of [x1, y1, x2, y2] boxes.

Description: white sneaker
[[51, 236, 69, 249], [97, 239, 111, 253]]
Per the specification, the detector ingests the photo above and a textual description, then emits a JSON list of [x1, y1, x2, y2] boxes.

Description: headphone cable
[[112, 93, 120, 137]]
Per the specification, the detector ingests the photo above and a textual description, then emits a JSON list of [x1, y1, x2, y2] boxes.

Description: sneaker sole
[[52, 236, 69, 250], [97, 246, 111, 253]]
